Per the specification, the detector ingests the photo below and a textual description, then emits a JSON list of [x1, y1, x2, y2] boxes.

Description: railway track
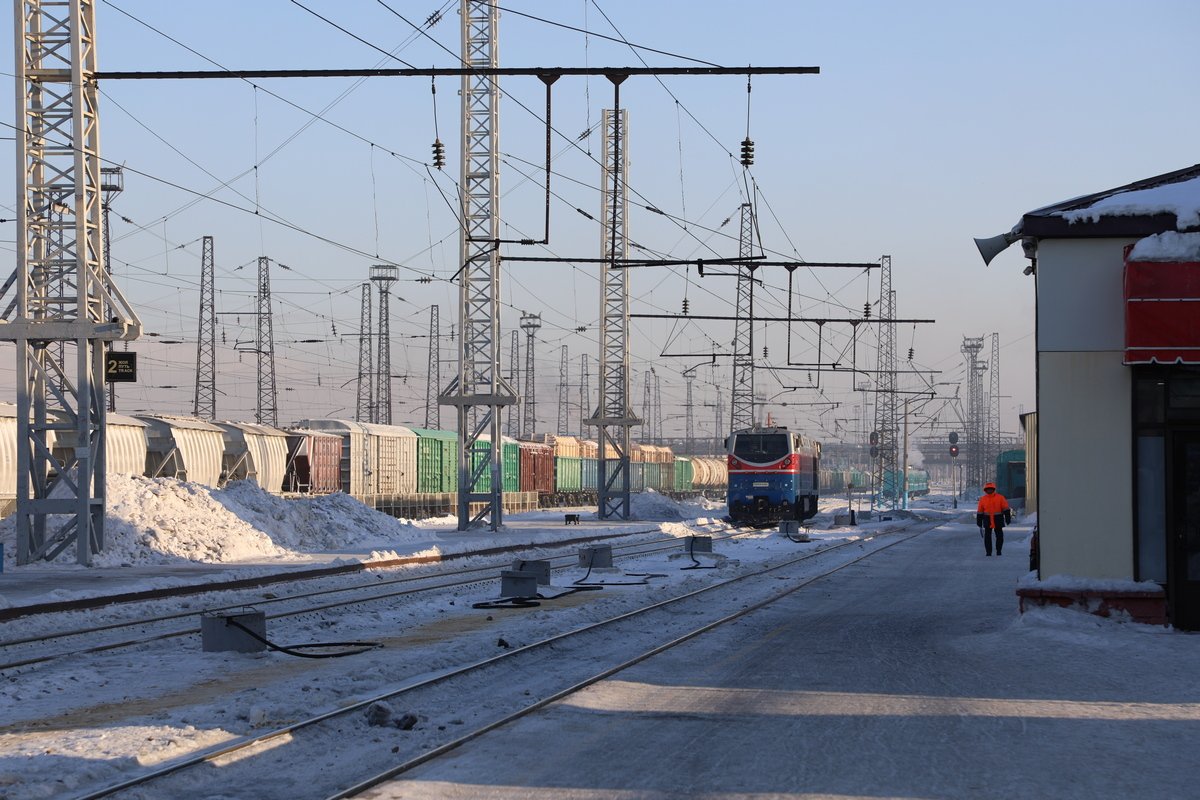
[[0, 522, 737, 673], [71, 518, 935, 800]]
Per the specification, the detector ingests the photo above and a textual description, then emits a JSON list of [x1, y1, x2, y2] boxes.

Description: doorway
[[1169, 431, 1200, 630]]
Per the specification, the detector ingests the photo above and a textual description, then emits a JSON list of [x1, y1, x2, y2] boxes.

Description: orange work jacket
[[977, 492, 1010, 528]]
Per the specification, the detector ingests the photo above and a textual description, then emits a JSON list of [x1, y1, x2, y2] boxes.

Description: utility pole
[[439, 0, 515, 530], [101, 166, 123, 413], [3, 0, 143, 564], [520, 312, 541, 438], [585, 105, 639, 520], [255, 256, 278, 427], [425, 304, 440, 429], [730, 202, 756, 432], [193, 235, 216, 420], [556, 344, 569, 435], [356, 282, 373, 423], [371, 265, 398, 425]]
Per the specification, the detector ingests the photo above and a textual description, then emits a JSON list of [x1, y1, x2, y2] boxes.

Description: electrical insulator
[[762, 345, 768, 358], [682, 297, 690, 315], [739, 137, 755, 167], [431, 138, 446, 169], [908, 347, 914, 361], [808, 372, 813, 383], [576, 326, 586, 333], [863, 302, 871, 319]]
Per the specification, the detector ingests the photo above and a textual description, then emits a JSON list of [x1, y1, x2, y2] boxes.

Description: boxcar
[[214, 422, 288, 492], [136, 415, 225, 487], [409, 427, 458, 493], [283, 429, 342, 494], [518, 440, 554, 495]]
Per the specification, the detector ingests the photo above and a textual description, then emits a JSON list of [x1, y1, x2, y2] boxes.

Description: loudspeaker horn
[[973, 232, 1021, 266]]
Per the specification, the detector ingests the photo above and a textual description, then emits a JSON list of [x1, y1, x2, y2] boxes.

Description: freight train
[[726, 426, 821, 526], [819, 466, 930, 499], [0, 405, 726, 517]]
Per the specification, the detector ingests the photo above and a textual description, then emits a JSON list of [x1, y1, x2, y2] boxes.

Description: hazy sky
[[1, 1, 1197, 449]]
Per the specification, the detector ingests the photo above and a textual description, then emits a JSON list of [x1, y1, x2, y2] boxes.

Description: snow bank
[[0, 475, 426, 568]]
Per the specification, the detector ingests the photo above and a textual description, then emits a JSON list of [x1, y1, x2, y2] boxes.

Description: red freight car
[[283, 429, 343, 494], [518, 440, 554, 496]]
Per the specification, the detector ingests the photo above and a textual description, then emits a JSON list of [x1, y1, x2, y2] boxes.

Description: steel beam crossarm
[[95, 66, 820, 81]]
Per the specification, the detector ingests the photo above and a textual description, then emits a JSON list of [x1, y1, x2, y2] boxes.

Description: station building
[[980, 164, 1200, 629]]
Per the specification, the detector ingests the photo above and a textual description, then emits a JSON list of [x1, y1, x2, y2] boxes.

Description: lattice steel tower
[[961, 336, 986, 491], [578, 353, 589, 439], [507, 330, 520, 437], [520, 312, 541, 438], [356, 282, 373, 423], [556, 344, 569, 435], [439, 0, 515, 529], [988, 331, 1001, 480], [193, 235, 216, 420], [873, 257, 899, 509], [586, 106, 639, 519], [371, 265, 398, 425], [255, 257, 278, 426], [684, 367, 696, 454], [3, 0, 143, 564], [425, 304, 440, 429], [730, 202, 756, 432]]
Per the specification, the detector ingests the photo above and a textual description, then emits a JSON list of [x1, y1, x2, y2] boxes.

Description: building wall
[[1036, 237, 1137, 580], [1036, 238, 1133, 352]]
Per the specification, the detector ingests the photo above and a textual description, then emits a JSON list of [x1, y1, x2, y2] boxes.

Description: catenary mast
[[3, 0, 143, 564]]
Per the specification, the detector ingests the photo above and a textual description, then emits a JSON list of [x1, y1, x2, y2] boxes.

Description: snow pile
[[624, 489, 715, 525], [1060, 175, 1200, 228], [1128, 230, 1200, 262], [0, 474, 427, 568], [214, 480, 420, 551]]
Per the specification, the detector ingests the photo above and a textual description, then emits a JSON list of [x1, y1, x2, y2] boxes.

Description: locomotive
[[726, 426, 821, 525]]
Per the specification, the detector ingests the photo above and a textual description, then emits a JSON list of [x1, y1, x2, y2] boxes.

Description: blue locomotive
[[726, 426, 821, 525]]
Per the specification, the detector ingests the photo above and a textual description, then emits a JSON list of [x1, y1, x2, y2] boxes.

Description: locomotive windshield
[[732, 433, 790, 462]]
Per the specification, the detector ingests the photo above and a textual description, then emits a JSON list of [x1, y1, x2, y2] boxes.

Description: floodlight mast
[[2, 0, 142, 565]]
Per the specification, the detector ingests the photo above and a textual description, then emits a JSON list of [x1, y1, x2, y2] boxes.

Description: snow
[[0, 484, 1192, 799], [1018, 571, 1164, 594], [1059, 174, 1200, 228], [1128, 230, 1200, 262], [0, 474, 426, 569]]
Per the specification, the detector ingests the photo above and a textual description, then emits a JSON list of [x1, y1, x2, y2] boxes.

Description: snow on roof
[[1059, 174, 1200, 228], [1128, 231, 1200, 262]]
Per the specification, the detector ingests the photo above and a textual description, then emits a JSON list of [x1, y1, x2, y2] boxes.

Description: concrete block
[[686, 535, 713, 553], [511, 559, 551, 585], [500, 570, 539, 598], [201, 609, 267, 653], [578, 545, 613, 569]]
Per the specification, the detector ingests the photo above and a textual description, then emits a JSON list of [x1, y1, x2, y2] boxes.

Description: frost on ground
[[0, 474, 425, 568]]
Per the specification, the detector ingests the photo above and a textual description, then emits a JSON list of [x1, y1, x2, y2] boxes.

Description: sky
[[1, 1, 1198, 449]]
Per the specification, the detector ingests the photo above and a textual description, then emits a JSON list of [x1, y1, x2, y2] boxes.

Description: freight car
[[726, 426, 821, 525]]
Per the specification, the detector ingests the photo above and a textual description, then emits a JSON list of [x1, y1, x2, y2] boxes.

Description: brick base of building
[[1016, 587, 1168, 626]]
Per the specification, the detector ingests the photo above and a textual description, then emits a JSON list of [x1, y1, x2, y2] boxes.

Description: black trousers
[[984, 526, 1004, 555]]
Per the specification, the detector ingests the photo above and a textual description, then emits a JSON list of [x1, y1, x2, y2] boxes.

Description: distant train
[[0, 405, 727, 518], [819, 466, 930, 499], [726, 426, 821, 525]]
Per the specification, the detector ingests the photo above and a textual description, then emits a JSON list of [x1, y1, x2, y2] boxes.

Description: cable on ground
[[680, 535, 718, 570], [225, 617, 381, 659]]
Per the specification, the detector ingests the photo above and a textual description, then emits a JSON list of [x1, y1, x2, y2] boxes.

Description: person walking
[[976, 481, 1012, 556]]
